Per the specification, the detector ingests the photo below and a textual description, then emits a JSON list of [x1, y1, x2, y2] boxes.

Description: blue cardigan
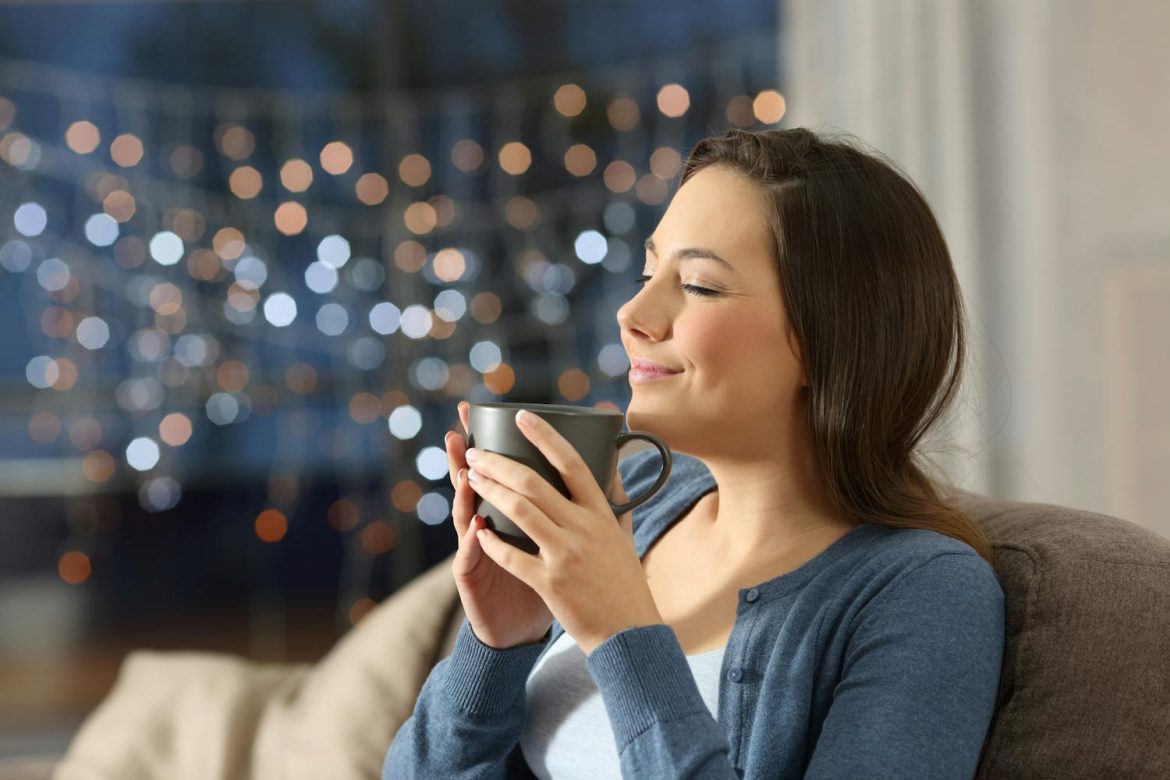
[[383, 449, 1005, 778]]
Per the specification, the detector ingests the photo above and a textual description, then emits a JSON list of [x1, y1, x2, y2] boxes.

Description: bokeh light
[[149, 231, 184, 265], [398, 153, 431, 186], [274, 202, 308, 235], [656, 83, 690, 117], [58, 551, 92, 585], [280, 159, 314, 192], [229, 166, 263, 199], [607, 94, 640, 130], [84, 213, 119, 246], [355, 172, 389, 205], [217, 125, 255, 160], [317, 234, 351, 267], [451, 139, 485, 172], [263, 292, 297, 326], [14, 202, 47, 237], [564, 143, 597, 176], [753, 89, 787, 123], [255, 509, 288, 543], [498, 141, 532, 175], [159, 412, 193, 446], [125, 436, 161, 471], [75, 317, 110, 350], [553, 83, 587, 117], [320, 141, 354, 174], [110, 133, 144, 167], [65, 121, 101, 154]]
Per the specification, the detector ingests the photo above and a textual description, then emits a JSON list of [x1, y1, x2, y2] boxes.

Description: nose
[[616, 282, 671, 343]]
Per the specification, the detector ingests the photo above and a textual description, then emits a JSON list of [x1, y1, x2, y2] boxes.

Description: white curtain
[[780, 0, 1170, 537]]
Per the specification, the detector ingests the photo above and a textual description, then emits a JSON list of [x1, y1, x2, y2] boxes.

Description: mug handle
[[608, 431, 672, 515]]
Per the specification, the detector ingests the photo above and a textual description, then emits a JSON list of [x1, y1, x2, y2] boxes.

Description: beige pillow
[[54, 553, 462, 780]]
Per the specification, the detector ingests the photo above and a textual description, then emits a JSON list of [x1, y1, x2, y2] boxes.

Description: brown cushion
[[944, 489, 1170, 778]]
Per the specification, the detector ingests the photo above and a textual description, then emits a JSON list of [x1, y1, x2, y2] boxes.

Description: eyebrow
[[644, 236, 736, 272]]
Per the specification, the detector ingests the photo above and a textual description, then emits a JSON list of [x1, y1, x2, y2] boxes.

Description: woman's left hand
[[465, 409, 664, 656]]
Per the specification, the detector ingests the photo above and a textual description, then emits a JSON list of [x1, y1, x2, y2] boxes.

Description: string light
[[553, 83, 587, 117], [398, 153, 431, 186], [656, 83, 690, 117], [320, 140, 354, 174], [254, 509, 288, 543], [229, 166, 263, 199], [355, 172, 389, 204], [0, 38, 783, 624], [753, 89, 787, 123], [65, 120, 100, 154], [110, 133, 144, 167], [497, 141, 532, 175]]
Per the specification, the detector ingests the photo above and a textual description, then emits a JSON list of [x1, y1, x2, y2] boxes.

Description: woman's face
[[616, 164, 808, 456]]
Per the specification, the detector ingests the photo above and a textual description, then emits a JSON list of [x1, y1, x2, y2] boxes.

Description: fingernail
[[458, 467, 467, 483], [465, 448, 480, 464]]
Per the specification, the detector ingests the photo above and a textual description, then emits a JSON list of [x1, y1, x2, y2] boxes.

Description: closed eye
[[633, 274, 720, 298]]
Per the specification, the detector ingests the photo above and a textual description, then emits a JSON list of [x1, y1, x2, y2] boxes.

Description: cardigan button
[[727, 668, 743, 683], [745, 588, 759, 603]]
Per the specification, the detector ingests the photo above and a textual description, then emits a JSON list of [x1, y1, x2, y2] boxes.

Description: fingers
[[446, 431, 466, 489], [452, 467, 474, 536], [448, 401, 471, 489], [451, 401, 484, 574], [453, 509, 483, 575]]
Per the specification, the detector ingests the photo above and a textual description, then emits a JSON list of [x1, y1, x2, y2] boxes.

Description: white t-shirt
[[520, 628, 726, 779]]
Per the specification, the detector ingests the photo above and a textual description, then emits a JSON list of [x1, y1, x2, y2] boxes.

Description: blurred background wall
[[1, 0, 1167, 759], [784, 0, 1170, 532]]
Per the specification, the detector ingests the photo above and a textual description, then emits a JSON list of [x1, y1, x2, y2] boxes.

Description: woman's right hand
[[447, 401, 554, 650]]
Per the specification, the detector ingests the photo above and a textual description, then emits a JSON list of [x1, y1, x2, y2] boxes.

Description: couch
[[3, 488, 1168, 779]]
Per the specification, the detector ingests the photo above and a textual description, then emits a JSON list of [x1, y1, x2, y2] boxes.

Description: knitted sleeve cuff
[[585, 623, 710, 751], [440, 618, 553, 716]]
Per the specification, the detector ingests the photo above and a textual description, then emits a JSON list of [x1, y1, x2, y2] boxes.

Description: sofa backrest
[[944, 489, 1170, 778]]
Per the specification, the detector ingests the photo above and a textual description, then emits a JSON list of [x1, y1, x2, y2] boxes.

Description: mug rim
[[469, 401, 622, 417]]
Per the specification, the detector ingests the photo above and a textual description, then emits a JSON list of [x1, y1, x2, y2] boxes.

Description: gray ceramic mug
[[466, 402, 672, 554]]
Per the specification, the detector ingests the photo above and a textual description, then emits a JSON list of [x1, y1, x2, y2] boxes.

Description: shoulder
[[618, 447, 714, 525], [619, 447, 710, 495], [862, 526, 1000, 593], [847, 528, 1004, 639]]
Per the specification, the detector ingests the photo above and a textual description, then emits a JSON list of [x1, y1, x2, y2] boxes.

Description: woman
[[383, 127, 1005, 778]]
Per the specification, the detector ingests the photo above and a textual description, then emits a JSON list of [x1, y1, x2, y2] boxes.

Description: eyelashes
[[633, 274, 720, 298]]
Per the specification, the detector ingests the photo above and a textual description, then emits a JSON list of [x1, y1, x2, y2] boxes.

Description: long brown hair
[[680, 127, 992, 564]]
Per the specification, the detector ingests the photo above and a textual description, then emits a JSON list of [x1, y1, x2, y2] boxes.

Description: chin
[[622, 407, 671, 437]]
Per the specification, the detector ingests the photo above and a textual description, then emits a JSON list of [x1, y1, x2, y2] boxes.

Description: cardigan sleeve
[[802, 552, 1006, 779], [382, 617, 552, 780], [585, 623, 740, 778]]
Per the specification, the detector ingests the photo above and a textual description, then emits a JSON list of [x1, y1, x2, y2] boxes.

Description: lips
[[630, 357, 682, 374]]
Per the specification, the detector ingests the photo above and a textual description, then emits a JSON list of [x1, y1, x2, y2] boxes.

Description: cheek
[[688, 311, 797, 381]]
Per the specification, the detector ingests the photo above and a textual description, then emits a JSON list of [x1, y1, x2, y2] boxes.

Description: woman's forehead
[[654, 167, 773, 264]]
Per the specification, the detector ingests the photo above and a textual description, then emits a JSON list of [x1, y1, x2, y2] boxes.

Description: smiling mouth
[[629, 367, 683, 383]]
